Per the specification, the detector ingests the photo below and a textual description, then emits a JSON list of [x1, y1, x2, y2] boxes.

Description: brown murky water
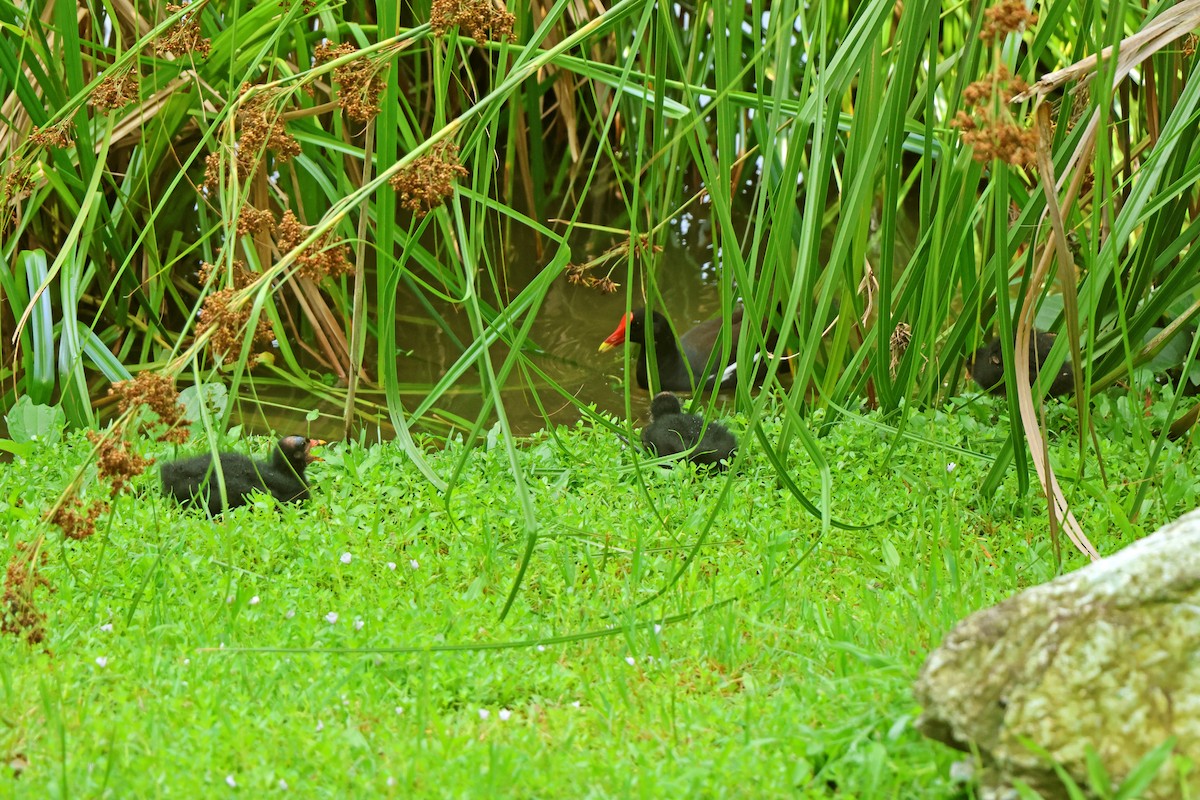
[[236, 223, 745, 442], [237, 192, 918, 442]]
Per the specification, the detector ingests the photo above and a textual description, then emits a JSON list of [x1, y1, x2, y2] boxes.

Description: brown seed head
[[889, 322, 912, 378], [236, 205, 275, 237], [86, 431, 156, 496], [110, 371, 190, 441], [981, 0, 1038, 43], [198, 259, 259, 290], [29, 120, 75, 149], [202, 151, 224, 193], [91, 69, 140, 111], [197, 287, 276, 365], [155, 3, 212, 57], [316, 41, 388, 123], [276, 210, 354, 281], [232, 85, 302, 182], [2, 162, 35, 200], [430, 0, 516, 45], [2, 544, 53, 646], [953, 67, 1037, 167], [48, 496, 109, 541], [566, 264, 620, 294], [389, 141, 469, 217]]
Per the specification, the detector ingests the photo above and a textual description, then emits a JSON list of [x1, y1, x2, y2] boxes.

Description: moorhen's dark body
[[640, 392, 737, 470], [160, 436, 321, 515], [969, 331, 1074, 396], [599, 307, 772, 392]]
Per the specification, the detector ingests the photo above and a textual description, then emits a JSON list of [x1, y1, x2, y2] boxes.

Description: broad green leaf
[[179, 383, 229, 427], [5, 395, 66, 444]]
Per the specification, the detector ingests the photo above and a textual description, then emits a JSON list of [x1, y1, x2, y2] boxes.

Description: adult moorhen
[[969, 331, 1074, 396], [160, 435, 323, 515], [640, 392, 737, 470], [599, 307, 772, 393]]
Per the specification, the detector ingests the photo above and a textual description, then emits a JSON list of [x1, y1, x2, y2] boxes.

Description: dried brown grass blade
[[297, 277, 354, 379], [533, 1, 582, 162], [343, 121, 374, 440], [1012, 2, 1200, 103], [1012, 111, 1100, 562]]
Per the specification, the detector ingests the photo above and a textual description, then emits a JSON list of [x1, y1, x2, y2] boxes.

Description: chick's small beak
[[305, 438, 327, 463]]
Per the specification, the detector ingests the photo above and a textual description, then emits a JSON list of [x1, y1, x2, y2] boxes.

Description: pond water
[[237, 185, 920, 443], [236, 221, 756, 442]]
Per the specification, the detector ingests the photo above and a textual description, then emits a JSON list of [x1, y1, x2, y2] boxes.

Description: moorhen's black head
[[601, 305, 783, 393], [273, 436, 323, 475], [599, 308, 669, 351], [601, 309, 694, 390]]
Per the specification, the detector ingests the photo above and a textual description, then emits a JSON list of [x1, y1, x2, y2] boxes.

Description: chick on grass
[[968, 331, 1074, 396], [160, 435, 323, 515], [640, 392, 736, 470]]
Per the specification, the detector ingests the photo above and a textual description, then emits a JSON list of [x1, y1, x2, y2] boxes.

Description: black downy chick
[[640, 392, 737, 470], [969, 331, 1074, 396], [160, 435, 322, 515]]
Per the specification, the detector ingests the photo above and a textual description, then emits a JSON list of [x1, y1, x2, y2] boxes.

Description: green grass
[[1, 389, 1196, 797]]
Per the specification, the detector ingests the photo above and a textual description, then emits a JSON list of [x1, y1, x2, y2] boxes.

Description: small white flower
[[315, 720, 324, 732], [571, 701, 581, 708], [624, 656, 636, 666], [498, 709, 512, 721], [226, 595, 234, 604], [225, 775, 236, 788], [99, 623, 113, 632], [340, 552, 352, 565], [947, 462, 957, 472], [536, 645, 545, 652], [395, 706, 404, 715], [386, 777, 396, 787], [354, 619, 364, 631], [653, 624, 663, 634], [286, 609, 295, 619], [386, 562, 397, 570], [95, 656, 108, 668], [249, 596, 260, 606], [409, 559, 419, 570], [183, 658, 190, 665], [278, 779, 288, 790], [324, 612, 338, 624], [478, 709, 490, 720]]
